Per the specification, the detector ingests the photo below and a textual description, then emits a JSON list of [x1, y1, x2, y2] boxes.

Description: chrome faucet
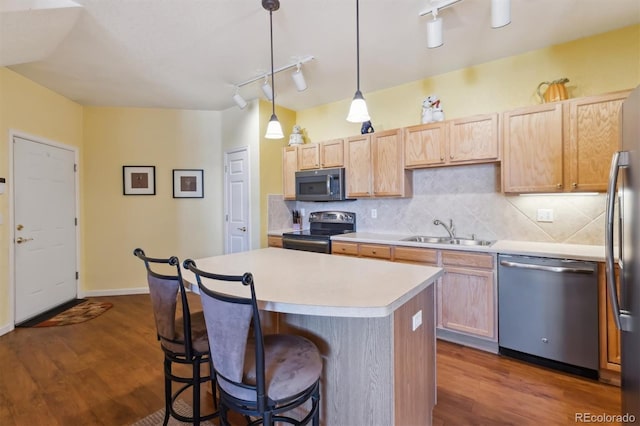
[[433, 218, 455, 238]]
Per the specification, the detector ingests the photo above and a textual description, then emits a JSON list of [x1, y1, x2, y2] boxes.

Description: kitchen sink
[[401, 235, 494, 247]]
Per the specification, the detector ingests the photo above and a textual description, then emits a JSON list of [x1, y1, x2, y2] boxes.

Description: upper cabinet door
[[404, 122, 446, 168], [345, 134, 372, 198], [320, 139, 345, 168], [283, 146, 298, 200], [566, 91, 630, 192], [448, 113, 499, 164], [502, 103, 564, 193], [372, 128, 410, 197], [298, 144, 320, 170]]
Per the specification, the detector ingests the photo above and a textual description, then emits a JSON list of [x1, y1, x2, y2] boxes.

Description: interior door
[[13, 136, 77, 323], [224, 148, 250, 253]]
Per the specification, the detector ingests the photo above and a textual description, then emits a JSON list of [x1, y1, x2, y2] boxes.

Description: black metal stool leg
[[193, 356, 201, 426], [163, 357, 171, 426]]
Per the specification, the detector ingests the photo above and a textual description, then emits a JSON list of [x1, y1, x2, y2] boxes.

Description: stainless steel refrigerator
[[606, 84, 640, 422]]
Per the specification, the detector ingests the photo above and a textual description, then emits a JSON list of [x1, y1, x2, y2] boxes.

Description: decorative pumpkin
[[537, 78, 570, 103]]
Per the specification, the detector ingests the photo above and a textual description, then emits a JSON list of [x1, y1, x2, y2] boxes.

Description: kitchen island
[[181, 247, 443, 426]]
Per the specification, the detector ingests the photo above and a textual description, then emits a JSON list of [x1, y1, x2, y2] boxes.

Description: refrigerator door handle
[[605, 151, 632, 332]]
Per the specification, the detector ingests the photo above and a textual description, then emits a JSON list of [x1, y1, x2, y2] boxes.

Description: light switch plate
[[412, 310, 422, 331], [536, 208, 554, 222], [371, 209, 377, 219]]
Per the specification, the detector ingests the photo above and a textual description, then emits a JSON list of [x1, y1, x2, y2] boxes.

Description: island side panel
[[280, 313, 394, 426], [394, 285, 436, 425]]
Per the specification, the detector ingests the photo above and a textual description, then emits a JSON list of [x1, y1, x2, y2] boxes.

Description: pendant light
[[346, 0, 370, 123], [263, 0, 284, 139]]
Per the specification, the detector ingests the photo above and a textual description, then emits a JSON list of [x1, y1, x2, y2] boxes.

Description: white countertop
[[330, 232, 607, 262], [182, 248, 442, 318]]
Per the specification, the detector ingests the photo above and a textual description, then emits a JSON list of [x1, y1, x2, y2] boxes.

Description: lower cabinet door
[[441, 266, 495, 339]]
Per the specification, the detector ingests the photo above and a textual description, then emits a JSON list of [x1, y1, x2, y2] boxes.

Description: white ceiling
[[1, 0, 639, 112]]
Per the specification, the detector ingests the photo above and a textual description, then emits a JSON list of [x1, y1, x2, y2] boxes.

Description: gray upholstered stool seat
[[162, 311, 209, 355], [236, 334, 322, 402]]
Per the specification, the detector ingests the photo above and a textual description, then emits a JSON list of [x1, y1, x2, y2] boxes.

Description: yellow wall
[[0, 68, 83, 328], [259, 100, 296, 247], [83, 107, 223, 293], [297, 25, 640, 141]]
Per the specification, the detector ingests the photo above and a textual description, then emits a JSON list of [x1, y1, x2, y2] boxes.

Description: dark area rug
[[17, 299, 113, 327]]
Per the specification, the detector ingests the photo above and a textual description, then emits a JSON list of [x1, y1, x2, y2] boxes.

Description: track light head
[[491, 0, 511, 28], [427, 15, 443, 48], [232, 90, 247, 109], [291, 63, 307, 91], [261, 77, 273, 101]]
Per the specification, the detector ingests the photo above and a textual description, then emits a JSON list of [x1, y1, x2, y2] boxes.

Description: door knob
[[237, 227, 247, 232], [16, 237, 34, 244]]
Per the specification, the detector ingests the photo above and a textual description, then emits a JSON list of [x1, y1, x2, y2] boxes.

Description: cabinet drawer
[[442, 251, 493, 269], [359, 244, 392, 260], [267, 235, 283, 248], [332, 241, 359, 256], [393, 246, 438, 265]]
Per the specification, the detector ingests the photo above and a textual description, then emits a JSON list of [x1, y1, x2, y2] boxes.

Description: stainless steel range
[[282, 211, 356, 253]]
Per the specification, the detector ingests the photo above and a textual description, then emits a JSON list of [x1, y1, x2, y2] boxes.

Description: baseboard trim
[[80, 287, 149, 297], [0, 323, 14, 337], [436, 328, 499, 353]]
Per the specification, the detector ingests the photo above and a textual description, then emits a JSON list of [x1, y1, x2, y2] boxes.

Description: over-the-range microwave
[[295, 167, 349, 201]]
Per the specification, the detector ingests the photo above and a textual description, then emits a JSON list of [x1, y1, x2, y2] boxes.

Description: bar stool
[[183, 258, 322, 426], [133, 248, 217, 425]]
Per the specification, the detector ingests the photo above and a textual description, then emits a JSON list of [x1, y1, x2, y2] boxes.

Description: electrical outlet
[[371, 209, 377, 219], [536, 208, 554, 222], [412, 310, 422, 331], [300, 208, 305, 217]]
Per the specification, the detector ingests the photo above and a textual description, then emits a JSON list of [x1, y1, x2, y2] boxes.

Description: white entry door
[[13, 136, 77, 323], [224, 148, 250, 253]]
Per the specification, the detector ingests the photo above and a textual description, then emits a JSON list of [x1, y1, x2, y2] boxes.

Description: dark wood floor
[[0, 294, 621, 425]]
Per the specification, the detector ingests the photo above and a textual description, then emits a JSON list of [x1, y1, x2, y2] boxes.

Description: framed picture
[[123, 166, 156, 195], [173, 169, 204, 198]]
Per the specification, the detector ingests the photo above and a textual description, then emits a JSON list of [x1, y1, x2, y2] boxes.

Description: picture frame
[[123, 166, 156, 195], [173, 169, 204, 198]]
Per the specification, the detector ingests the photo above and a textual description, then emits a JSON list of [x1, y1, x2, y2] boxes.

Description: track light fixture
[[232, 55, 314, 110], [263, 0, 283, 139], [291, 63, 307, 92], [346, 0, 370, 123]]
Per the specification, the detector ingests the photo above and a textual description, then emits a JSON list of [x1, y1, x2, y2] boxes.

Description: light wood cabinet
[[344, 134, 372, 198], [331, 241, 359, 256], [319, 139, 344, 168], [440, 251, 496, 340], [404, 122, 447, 168], [298, 144, 320, 170], [267, 235, 283, 248], [372, 129, 412, 197], [359, 243, 392, 260], [283, 146, 298, 200], [566, 91, 628, 192], [502, 91, 630, 194], [404, 113, 499, 169], [345, 130, 412, 198], [599, 263, 621, 385], [448, 113, 500, 164], [502, 103, 564, 193], [297, 139, 346, 171]]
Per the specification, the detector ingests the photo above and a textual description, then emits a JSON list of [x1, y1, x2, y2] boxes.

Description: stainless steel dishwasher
[[498, 254, 598, 379]]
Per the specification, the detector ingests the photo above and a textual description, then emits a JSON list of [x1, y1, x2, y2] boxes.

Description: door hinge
[[75, 217, 78, 226], [225, 214, 229, 222], [75, 271, 79, 280], [74, 163, 78, 172], [224, 165, 228, 173]]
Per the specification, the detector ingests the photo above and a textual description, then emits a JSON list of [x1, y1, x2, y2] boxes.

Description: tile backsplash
[[268, 164, 607, 245]]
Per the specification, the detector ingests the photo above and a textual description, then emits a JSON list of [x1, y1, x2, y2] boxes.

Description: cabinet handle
[[450, 154, 454, 159], [440, 157, 444, 161], [556, 183, 562, 189], [572, 182, 577, 189]]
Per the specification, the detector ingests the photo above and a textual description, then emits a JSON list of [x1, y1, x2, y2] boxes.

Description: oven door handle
[[282, 238, 331, 252]]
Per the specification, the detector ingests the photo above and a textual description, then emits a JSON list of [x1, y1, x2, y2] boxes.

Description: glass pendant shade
[[347, 90, 370, 123], [265, 113, 284, 139]]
